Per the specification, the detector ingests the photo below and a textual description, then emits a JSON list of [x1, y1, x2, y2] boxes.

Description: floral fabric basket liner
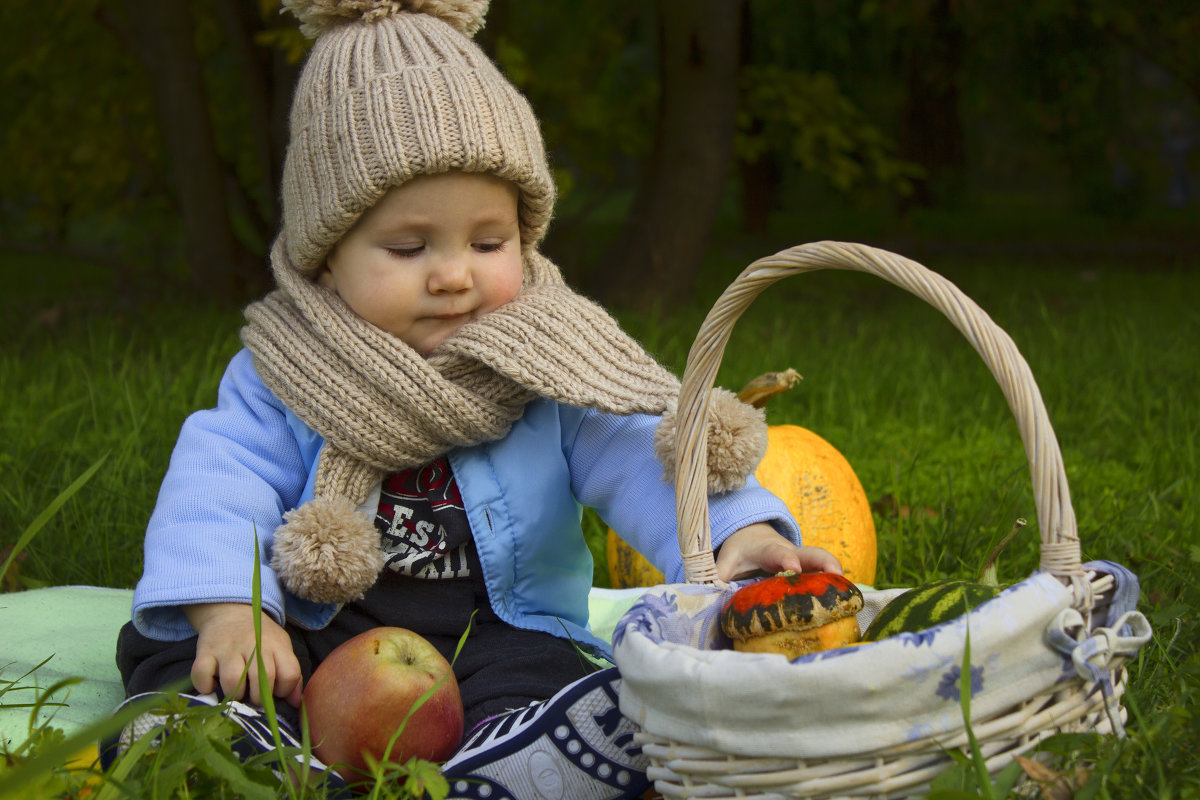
[[611, 242, 1152, 799]]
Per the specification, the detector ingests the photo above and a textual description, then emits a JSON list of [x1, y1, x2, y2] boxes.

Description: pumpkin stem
[[736, 369, 803, 409], [978, 517, 1027, 586]]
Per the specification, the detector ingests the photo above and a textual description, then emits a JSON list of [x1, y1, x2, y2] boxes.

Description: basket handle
[[674, 242, 1083, 587]]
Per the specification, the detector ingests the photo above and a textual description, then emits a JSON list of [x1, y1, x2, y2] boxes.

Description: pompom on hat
[[284, 0, 489, 38], [278, 0, 556, 278]]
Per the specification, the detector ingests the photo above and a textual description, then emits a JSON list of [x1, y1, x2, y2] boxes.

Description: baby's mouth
[[430, 309, 473, 321]]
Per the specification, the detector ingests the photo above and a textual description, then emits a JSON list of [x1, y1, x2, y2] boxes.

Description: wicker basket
[[612, 242, 1152, 799]]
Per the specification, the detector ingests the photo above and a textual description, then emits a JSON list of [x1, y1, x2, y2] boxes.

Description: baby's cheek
[[493, 256, 525, 305]]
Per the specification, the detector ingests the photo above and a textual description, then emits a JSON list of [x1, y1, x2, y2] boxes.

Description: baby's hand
[[715, 522, 843, 582], [185, 603, 303, 708]]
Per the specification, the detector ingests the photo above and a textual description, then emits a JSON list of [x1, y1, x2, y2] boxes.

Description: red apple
[[302, 627, 464, 774]]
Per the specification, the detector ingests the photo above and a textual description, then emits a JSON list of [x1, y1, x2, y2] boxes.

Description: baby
[[108, 2, 840, 798]]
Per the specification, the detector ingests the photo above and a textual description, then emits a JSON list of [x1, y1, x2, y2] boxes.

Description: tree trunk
[[114, 0, 256, 301], [214, 0, 279, 239], [897, 0, 965, 212], [591, 0, 744, 310], [736, 0, 778, 235]]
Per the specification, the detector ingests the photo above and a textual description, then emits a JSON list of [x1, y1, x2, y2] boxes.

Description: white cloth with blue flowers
[[612, 562, 1147, 758]]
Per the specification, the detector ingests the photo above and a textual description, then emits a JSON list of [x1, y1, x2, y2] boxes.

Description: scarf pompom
[[654, 387, 768, 494], [270, 497, 384, 604]]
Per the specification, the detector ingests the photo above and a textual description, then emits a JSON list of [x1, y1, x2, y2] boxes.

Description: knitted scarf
[[241, 244, 767, 604]]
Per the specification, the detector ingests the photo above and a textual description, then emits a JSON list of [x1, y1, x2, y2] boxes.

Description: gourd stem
[[978, 517, 1027, 586]]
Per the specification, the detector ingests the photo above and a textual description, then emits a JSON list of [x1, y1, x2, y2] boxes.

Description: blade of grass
[[89, 716, 171, 800], [186, 720, 278, 800], [0, 655, 63, 710], [23, 676, 84, 739], [0, 451, 109, 582], [959, 622, 995, 800], [249, 524, 309, 800], [87, 686, 205, 800], [0, 689, 168, 797]]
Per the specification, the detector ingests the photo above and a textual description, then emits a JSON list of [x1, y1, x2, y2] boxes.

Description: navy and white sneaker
[[99, 691, 349, 796], [441, 667, 650, 800], [99, 691, 225, 768]]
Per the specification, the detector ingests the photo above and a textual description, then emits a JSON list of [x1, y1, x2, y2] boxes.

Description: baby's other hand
[[715, 522, 843, 582], [185, 603, 303, 708]]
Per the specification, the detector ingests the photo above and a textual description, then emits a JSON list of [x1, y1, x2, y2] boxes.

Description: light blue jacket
[[132, 349, 800, 654]]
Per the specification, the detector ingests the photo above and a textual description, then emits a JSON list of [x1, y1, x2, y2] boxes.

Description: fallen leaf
[[1014, 754, 1090, 800], [871, 494, 938, 520]]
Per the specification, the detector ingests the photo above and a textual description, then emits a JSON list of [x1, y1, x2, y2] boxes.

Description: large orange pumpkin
[[752, 424, 876, 584], [606, 371, 877, 588]]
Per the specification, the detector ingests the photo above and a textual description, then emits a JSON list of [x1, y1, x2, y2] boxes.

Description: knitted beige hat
[[279, 0, 557, 278]]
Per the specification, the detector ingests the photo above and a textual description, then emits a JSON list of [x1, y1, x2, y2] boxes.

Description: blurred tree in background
[[0, 0, 299, 301], [0, 1, 1195, 309]]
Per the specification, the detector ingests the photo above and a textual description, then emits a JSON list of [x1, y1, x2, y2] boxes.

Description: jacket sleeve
[[132, 349, 309, 641], [564, 408, 801, 584]]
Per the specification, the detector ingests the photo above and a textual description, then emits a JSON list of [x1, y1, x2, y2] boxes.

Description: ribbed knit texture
[[243, 243, 684, 497], [279, 1, 554, 275]]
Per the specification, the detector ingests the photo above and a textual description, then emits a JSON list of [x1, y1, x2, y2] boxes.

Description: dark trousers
[[116, 614, 599, 733]]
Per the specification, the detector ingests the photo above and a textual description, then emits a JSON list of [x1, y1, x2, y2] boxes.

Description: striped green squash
[[861, 579, 1003, 642]]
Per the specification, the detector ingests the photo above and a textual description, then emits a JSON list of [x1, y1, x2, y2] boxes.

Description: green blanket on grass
[[0, 585, 646, 749]]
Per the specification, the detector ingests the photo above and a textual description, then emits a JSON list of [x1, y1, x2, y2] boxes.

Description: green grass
[[2, 300, 244, 590], [2, 243, 1199, 797]]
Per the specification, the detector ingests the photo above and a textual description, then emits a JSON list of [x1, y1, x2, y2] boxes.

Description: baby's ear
[[315, 265, 335, 290]]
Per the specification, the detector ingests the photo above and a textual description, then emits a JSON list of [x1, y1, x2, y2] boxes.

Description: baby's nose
[[429, 257, 473, 293]]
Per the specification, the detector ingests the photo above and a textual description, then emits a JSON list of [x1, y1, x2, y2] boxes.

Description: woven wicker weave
[[627, 241, 1144, 799]]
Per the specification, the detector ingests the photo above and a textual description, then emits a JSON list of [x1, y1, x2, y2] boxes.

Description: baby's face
[[319, 171, 524, 355]]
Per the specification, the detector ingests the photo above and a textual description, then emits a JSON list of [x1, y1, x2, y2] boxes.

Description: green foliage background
[[3, 1, 1196, 293]]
